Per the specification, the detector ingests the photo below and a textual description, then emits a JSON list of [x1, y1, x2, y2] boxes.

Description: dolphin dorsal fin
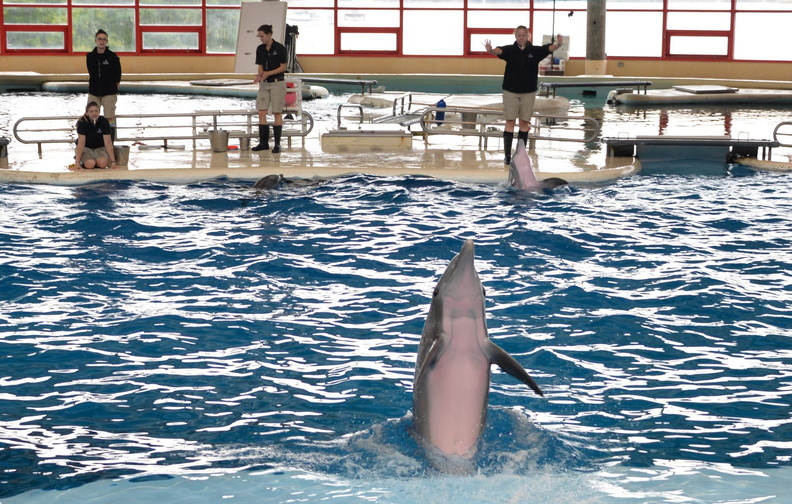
[[485, 341, 544, 397]]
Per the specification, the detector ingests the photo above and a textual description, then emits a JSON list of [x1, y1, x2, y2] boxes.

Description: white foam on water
[[6, 463, 791, 504]]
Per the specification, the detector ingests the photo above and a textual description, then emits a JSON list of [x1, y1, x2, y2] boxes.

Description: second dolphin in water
[[509, 139, 568, 191], [412, 239, 544, 462]]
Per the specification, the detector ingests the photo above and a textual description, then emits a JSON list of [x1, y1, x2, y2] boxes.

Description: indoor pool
[[1, 166, 791, 502]]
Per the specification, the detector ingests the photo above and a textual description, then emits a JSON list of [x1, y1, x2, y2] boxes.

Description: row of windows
[[1, 0, 791, 61]]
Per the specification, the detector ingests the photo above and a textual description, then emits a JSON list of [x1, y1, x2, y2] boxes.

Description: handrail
[[773, 121, 792, 147], [13, 109, 314, 153], [336, 104, 364, 128], [390, 91, 414, 116], [418, 106, 600, 148]]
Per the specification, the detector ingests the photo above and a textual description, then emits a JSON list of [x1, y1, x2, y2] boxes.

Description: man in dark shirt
[[485, 27, 563, 164], [86, 29, 122, 140], [252, 24, 288, 153]]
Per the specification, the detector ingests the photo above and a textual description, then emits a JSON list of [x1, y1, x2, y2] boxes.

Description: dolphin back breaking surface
[[412, 239, 543, 461]]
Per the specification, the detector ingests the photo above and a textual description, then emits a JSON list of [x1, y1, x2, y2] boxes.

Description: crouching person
[[73, 101, 116, 170]]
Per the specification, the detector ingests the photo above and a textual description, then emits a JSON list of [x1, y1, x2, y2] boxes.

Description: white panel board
[[234, 1, 288, 74]]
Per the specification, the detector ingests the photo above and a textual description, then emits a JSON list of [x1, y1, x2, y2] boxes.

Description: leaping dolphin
[[412, 239, 543, 460], [509, 139, 568, 191]]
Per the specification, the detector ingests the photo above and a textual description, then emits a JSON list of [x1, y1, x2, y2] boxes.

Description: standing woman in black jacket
[[86, 29, 122, 140]]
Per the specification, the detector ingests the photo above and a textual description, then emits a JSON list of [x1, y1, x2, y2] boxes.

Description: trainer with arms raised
[[484, 27, 563, 164]]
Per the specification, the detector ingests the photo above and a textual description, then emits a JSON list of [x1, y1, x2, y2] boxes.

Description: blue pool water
[[1, 170, 791, 503]]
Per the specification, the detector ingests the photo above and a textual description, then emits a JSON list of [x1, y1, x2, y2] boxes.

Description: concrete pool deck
[[1, 72, 791, 185]]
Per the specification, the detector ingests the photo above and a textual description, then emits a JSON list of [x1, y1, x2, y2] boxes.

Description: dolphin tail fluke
[[485, 341, 544, 397]]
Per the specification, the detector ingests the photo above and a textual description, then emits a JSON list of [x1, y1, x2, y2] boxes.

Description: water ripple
[[1, 171, 791, 499]]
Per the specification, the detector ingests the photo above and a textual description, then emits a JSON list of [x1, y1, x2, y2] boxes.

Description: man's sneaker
[[252, 143, 269, 151], [272, 145, 281, 154]]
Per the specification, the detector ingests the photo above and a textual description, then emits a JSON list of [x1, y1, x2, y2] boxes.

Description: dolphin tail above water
[[412, 239, 543, 460], [509, 139, 568, 191]]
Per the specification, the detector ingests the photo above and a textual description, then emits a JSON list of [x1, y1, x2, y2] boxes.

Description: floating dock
[[609, 85, 792, 106], [603, 135, 780, 161]]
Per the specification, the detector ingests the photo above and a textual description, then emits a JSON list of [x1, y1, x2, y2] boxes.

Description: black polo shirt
[[76, 116, 112, 149], [255, 40, 288, 82], [497, 42, 552, 94]]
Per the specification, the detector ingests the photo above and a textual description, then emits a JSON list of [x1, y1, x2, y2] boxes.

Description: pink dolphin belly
[[423, 318, 490, 456]]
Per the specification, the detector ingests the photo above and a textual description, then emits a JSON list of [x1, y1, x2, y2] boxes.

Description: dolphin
[[509, 139, 568, 191], [253, 174, 326, 190], [412, 239, 543, 461], [253, 174, 285, 189]]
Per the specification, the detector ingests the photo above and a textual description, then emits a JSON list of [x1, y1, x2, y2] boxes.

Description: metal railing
[[13, 109, 314, 153], [774, 121, 792, 147], [336, 104, 365, 128], [418, 106, 601, 148]]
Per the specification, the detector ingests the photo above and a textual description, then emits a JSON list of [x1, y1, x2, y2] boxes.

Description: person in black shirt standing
[[252, 24, 288, 153], [86, 29, 122, 140], [73, 101, 116, 170], [485, 27, 563, 164]]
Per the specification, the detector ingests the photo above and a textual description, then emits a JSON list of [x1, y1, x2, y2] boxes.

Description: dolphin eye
[[433, 288, 439, 297], [482, 287, 486, 297]]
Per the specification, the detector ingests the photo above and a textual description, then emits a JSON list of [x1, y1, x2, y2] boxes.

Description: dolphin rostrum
[[412, 239, 543, 460], [509, 139, 568, 191]]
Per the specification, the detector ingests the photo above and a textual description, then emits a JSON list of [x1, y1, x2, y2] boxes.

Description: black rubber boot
[[252, 124, 270, 151], [518, 130, 529, 147], [272, 125, 282, 154], [503, 131, 514, 164]]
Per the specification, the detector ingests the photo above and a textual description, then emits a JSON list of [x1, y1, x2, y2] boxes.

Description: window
[[0, 0, 789, 62]]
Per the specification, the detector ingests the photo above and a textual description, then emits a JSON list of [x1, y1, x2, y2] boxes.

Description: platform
[[610, 86, 792, 106], [0, 126, 644, 187], [4, 73, 792, 185], [603, 135, 780, 161], [540, 80, 652, 97], [321, 124, 413, 152]]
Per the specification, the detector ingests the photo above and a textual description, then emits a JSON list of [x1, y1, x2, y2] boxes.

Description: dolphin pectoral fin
[[486, 341, 544, 397], [414, 335, 446, 386]]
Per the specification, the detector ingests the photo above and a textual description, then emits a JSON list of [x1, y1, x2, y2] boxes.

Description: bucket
[[239, 137, 251, 150], [114, 145, 130, 166], [0, 137, 9, 169], [208, 129, 229, 152]]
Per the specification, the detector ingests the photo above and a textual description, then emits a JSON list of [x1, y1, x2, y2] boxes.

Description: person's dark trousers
[[518, 130, 529, 148], [272, 125, 282, 154], [252, 124, 270, 151], [503, 131, 514, 164]]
